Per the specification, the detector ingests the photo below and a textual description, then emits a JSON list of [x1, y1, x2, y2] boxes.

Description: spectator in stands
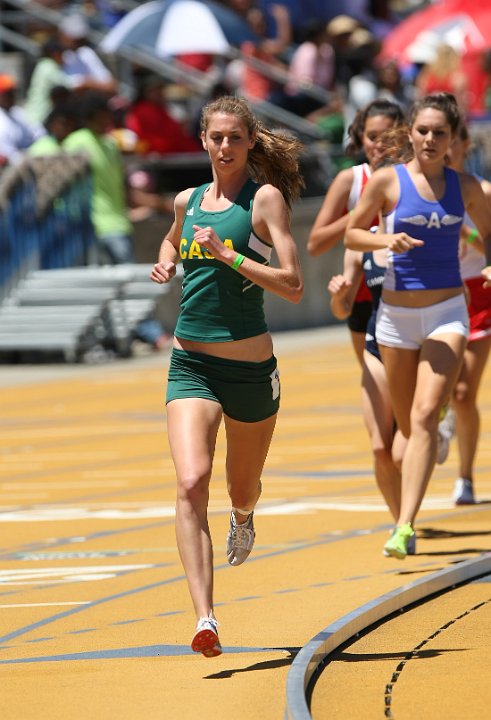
[[240, 3, 292, 102], [464, 47, 491, 118], [484, 50, 491, 113], [124, 74, 201, 156], [23, 40, 73, 126], [49, 84, 75, 113], [122, 74, 202, 222], [58, 13, 118, 97], [327, 13, 360, 90], [375, 58, 414, 110], [0, 74, 45, 166], [342, 36, 412, 147], [278, 18, 335, 117], [63, 92, 169, 349], [225, 0, 255, 19], [338, 27, 379, 144], [63, 92, 133, 263], [415, 44, 468, 116], [94, 0, 128, 30], [28, 104, 76, 156]]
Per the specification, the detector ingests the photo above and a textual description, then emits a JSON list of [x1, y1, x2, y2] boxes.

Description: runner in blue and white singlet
[[382, 164, 463, 292], [345, 93, 491, 560]]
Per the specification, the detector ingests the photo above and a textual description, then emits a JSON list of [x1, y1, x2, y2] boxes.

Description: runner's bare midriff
[[382, 286, 464, 308], [174, 332, 274, 361]]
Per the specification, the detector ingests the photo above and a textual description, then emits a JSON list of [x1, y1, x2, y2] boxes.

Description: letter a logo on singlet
[[401, 212, 462, 228], [427, 211, 441, 229]]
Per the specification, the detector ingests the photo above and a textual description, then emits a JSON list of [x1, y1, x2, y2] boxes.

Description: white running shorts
[[376, 294, 469, 350]]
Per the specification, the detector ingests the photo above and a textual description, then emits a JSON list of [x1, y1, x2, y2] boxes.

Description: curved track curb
[[284, 553, 491, 720]]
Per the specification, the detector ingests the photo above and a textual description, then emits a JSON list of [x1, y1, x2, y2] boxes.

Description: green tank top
[[174, 179, 273, 342]]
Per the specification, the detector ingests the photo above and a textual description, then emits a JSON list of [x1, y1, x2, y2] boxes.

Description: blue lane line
[[0, 477, 377, 561], [0, 468, 382, 560], [0, 574, 186, 645], [0, 527, 399, 646], [0, 507, 486, 647], [0, 454, 173, 493], [0, 518, 176, 560], [0, 518, 476, 647], [0, 471, 368, 560], [0, 644, 290, 663]]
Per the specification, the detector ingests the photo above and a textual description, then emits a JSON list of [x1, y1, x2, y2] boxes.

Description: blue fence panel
[[0, 176, 39, 295], [0, 157, 95, 300]]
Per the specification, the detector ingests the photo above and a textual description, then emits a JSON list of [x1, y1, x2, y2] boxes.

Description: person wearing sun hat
[[326, 14, 360, 39], [326, 14, 361, 89], [0, 74, 45, 166], [58, 13, 117, 97]]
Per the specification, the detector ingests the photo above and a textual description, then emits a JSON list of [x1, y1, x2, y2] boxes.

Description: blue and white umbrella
[[99, 0, 257, 57]]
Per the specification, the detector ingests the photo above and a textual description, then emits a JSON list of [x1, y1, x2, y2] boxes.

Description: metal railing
[[0, 154, 94, 300]]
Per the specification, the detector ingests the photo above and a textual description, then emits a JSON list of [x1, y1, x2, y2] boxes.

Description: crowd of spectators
[[1, 0, 491, 356], [1, 1, 491, 223], [2, 1, 491, 169]]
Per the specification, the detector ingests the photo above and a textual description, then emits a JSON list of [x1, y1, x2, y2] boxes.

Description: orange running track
[[0, 326, 489, 719]]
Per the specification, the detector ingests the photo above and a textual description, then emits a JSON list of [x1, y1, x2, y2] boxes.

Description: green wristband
[[467, 228, 478, 245], [231, 253, 245, 270]]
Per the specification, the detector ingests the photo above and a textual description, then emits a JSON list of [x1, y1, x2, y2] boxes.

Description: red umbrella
[[379, 0, 491, 114]]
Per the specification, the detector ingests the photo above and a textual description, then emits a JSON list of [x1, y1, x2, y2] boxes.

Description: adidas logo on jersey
[[186, 207, 194, 216]]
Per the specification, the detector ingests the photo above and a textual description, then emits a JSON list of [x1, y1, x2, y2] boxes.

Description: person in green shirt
[[63, 92, 133, 263], [28, 104, 76, 156], [63, 92, 167, 348], [23, 40, 74, 126]]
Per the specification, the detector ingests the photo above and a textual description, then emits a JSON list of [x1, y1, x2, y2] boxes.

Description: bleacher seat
[[0, 264, 179, 362]]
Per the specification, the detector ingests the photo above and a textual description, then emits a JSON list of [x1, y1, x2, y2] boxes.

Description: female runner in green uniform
[[150, 95, 304, 657]]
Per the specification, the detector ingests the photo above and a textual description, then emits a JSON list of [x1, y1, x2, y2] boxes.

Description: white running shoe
[[453, 478, 475, 505], [226, 511, 255, 566], [436, 405, 456, 464], [191, 614, 222, 658]]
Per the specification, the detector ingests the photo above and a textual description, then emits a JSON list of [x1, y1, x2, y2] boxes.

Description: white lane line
[[0, 491, 486, 523], [1, 481, 127, 490], [0, 602, 91, 608], [0, 564, 155, 585]]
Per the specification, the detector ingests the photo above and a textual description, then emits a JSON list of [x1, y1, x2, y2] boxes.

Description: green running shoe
[[383, 522, 415, 559], [384, 527, 416, 556]]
